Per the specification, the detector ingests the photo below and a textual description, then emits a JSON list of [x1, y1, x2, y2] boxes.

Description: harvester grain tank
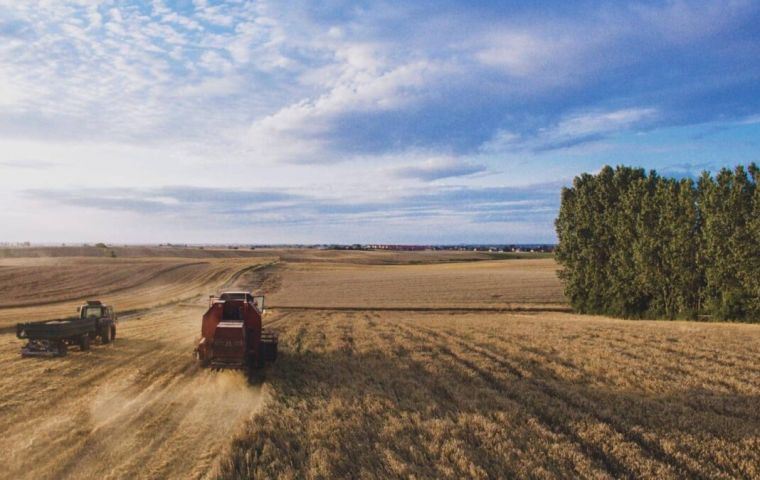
[[195, 291, 277, 369]]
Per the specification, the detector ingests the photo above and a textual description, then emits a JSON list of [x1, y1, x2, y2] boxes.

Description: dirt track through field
[[0, 304, 268, 480]]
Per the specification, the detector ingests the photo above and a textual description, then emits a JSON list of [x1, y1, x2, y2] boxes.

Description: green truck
[[16, 300, 118, 357]]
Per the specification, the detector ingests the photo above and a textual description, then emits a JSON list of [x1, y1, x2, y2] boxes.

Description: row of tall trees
[[555, 164, 760, 320]]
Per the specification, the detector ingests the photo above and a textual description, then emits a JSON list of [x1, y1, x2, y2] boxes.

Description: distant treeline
[[555, 164, 760, 321]]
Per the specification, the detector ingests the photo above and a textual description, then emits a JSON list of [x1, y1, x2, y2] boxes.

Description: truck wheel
[[79, 334, 90, 351], [101, 326, 112, 344], [110, 325, 116, 341]]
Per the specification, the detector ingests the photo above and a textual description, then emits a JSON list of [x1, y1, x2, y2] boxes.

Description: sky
[[1, 0, 759, 244]]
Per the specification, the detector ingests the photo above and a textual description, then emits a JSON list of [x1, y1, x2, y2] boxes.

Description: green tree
[[748, 164, 760, 316], [698, 167, 755, 319], [557, 163, 755, 321]]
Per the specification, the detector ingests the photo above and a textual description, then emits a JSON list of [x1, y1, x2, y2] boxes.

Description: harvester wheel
[[195, 348, 210, 368], [110, 325, 117, 342], [101, 326, 112, 344], [79, 334, 90, 351]]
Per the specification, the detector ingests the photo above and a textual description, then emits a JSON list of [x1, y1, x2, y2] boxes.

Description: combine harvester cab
[[196, 291, 277, 369]]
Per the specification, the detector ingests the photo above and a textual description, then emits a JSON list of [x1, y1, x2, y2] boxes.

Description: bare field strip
[[0, 305, 267, 480], [221, 310, 760, 479], [267, 258, 565, 309]]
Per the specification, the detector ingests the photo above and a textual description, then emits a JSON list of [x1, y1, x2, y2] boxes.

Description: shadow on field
[[220, 340, 760, 479]]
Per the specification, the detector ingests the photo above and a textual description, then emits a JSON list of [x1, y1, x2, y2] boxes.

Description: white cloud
[[198, 50, 233, 72], [476, 31, 571, 78], [175, 75, 243, 98], [481, 108, 658, 153], [552, 108, 658, 138], [0, 68, 29, 108], [388, 156, 486, 181], [247, 58, 442, 162]]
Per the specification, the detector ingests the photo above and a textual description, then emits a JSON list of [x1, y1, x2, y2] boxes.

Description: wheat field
[[267, 259, 565, 309], [0, 247, 758, 479], [220, 310, 760, 479], [0, 255, 277, 328]]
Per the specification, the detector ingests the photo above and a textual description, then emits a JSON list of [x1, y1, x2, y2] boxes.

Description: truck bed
[[17, 317, 97, 340]]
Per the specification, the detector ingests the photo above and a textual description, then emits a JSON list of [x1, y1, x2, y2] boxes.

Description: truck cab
[[80, 301, 114, 321], [78, 300, 117, 343]]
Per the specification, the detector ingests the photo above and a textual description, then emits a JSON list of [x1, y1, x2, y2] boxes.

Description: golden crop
[[0, 247, 757, 479]]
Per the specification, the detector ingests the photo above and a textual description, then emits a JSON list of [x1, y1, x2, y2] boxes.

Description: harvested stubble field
[[0, 247, 759, 479], [0, 254, 278, 329], [266, 258, 564, 309], [0, 305, 268, 479]]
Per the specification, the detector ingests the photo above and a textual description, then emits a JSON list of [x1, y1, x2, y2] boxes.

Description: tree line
[[555, 164, 760, 321]]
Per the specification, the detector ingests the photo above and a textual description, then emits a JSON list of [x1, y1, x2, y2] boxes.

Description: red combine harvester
[[195, 291, 278, 369]]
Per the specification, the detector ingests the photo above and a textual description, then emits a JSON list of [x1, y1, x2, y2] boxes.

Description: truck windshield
[[83, 306, 102, 318]]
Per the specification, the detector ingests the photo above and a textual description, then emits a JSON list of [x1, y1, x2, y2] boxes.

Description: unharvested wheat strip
[[469, 315, 760, 396], [497, 322, 760, 421], [419, 321, 730, 478], [392, 318, 689, 479], [385, 318, 620, 478], [393, 320, 634, 474], [422, 317, 759, 479], [557, 323, 760, 392], [324, 314, 553, 478]]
